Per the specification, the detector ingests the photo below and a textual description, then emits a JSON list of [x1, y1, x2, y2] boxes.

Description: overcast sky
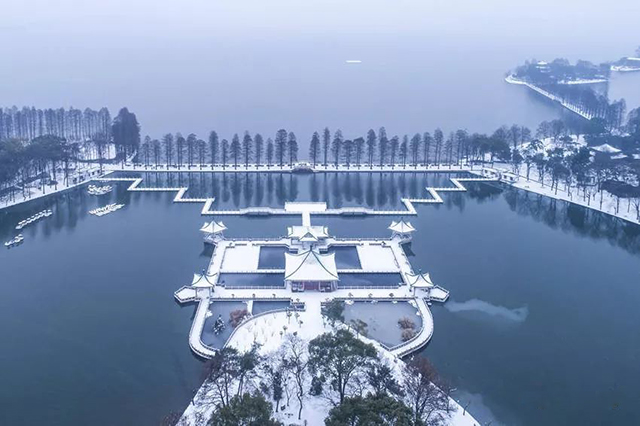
[[2, 1, 639, 138]]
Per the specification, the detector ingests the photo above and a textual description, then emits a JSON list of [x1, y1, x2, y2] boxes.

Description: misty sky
[[2, 0, 639, 139]]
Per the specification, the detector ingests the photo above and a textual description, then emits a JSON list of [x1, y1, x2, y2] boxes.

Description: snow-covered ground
[[356, 243, 398, 271], [179, 303, 478, 426], [0, 163, 109, 210], [489, 164, 640, 225]]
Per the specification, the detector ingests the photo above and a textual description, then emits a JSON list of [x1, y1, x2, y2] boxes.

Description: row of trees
[[137, 124, 532, 170], [0, 106, 112, 142], [139, 129, 299, 170], [0, 107, 140, 201], [198, 329, 453, 426]]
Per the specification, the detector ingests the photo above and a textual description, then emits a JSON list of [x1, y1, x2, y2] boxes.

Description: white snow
[[591, 143, 622, 154], [356, 243, 399, 271], [220, 244, 261, 271]]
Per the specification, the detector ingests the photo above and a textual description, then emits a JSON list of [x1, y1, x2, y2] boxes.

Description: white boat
[[5, 234, 24, 248], [15, 209, 53, 229], [87, 184, 113, 195], [89, 203, 125, 216]]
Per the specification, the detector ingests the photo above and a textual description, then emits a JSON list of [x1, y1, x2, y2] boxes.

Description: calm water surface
[[1, 173, 640, 425]]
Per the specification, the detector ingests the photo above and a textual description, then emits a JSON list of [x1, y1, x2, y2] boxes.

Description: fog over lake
[[2, 0, 639, 143]]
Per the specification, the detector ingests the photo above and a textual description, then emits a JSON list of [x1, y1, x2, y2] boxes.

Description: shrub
[[398, 317, 416, 330], [401, 329, 417, 342], [229, 309, 249, 327]]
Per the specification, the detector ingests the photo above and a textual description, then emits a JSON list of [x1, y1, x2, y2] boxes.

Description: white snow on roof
[[611, 154, 628, 160], [288, 226, 329, 241], [406, 271, 434, 288], [191, 272, 216, 287], [388, 219, 416, 233], [285, 250, 338, 282], [591, 144, 621, 154], [200, 221, 227, 234]]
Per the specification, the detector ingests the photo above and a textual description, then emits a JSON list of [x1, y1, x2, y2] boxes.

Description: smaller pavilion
[[284, 249, 338, 292], [389, 218, 416, 240], [191, 270, 217, 297], [201, 220, 227, 244], [405, 270, 434, 296], [287, 225, 329, 249]]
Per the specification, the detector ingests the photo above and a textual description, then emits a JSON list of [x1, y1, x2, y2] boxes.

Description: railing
[[390, 298, 434, 358], [337, 285, 400, 290], [220, 285, 287, 290]]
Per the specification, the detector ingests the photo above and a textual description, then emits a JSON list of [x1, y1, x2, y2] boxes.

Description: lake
[[1, 172, 640, 425], [2, 1, 639, 145]]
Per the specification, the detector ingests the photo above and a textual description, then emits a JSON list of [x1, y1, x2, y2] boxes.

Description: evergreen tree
[[242, 131, 253, 168], [209, 131, 219, 168], [186, 133, 197, 167], [266, 138, 274, 167], [409, 133, 421, 167], [400, 135, 408, 167], [343, 139, 354, 167], [433, 128, 444, 165], [221, 138, 229, 168], [287, 132, 298, 165], [208, 393, 281, 426], [389, 136, 399, 165], [322, 127, 331, 167], [111, 107, 140, 162], [366, 129, 377, 168], [422, 131, 432, 165], [176, 134, 185, 169], [254, 133, 264, 167], [163, 133, 174, 166], [378, 127, 388, 166], [309, 131, 321, 166], [274, 129, 287, 168], [230, 134, 241, 168], [354, 137, 365, 167], [331, 130, 343, 167]]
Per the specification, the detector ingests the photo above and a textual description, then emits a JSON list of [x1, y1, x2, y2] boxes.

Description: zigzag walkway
[[96, 174, 498, 217]]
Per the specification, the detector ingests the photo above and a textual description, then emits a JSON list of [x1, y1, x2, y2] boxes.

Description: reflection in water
[[113, 171, 467, 210], [445, 299, 529, 322], [499, 185, 640, 254]]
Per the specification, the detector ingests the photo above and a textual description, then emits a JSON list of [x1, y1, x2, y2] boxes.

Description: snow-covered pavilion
[[284, 249, 338, 292], [388, 219, 416, 239], [287, 225, 329, 248], [405, 270, 434, 295], [201, 220, 227, 243], [190, 270, 217, 297]]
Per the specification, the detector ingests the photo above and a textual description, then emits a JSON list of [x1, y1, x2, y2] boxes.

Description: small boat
[[15, 209, 53, 229], [5, 234, 24, 248], [87, 184, 113, 195]]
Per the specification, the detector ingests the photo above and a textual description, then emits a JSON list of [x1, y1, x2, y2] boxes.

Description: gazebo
[[405, 270, 434, 296], [285, 249, 338, 292], [388, 218, 416, 239], [200, 220, 227, 244], [191, 270, 218, 297], [287, 225, 329, 249]]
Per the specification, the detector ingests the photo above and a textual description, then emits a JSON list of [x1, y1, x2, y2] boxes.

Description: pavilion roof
[[191, 271, 218, 288], [406, 271, 434, 288], [388, 219, 416, 234], [200, 221, 227, 234], [287, 225, 329, 242], [285, 250, 338, 282]]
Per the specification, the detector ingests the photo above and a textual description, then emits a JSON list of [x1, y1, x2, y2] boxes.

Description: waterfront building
[[284, 249, 339, 292]]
